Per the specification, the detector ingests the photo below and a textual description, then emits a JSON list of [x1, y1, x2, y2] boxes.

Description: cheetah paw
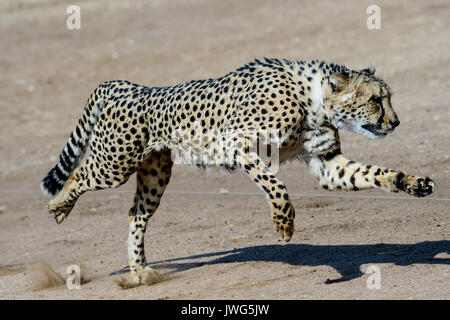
[[117, 266, 160, 289], [278, 226, 294, 242], [133, 266, 159, 286], [47, 201, 70, 224], [402, 175, 435, 197], [276, 220, 295, 242], [273, 204, 295, 242]]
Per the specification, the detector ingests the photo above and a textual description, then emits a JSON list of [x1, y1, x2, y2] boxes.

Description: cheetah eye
[[371, 96, 382, 106]]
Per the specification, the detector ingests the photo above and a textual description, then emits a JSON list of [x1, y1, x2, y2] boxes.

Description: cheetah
[[41, 58, 435, 286]]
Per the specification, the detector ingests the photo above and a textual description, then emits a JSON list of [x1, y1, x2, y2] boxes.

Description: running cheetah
[[41, 58, 435, 286]]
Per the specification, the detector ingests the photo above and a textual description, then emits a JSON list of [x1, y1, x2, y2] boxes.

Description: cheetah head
[[325, 67, 400, 139]]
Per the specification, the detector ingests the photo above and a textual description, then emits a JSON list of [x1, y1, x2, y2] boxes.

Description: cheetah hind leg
[[47, 156, 131, 223], [47, 167, 85, 224], [117, 149, 173, 288]]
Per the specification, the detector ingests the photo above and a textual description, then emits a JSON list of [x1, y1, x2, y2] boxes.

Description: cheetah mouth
[[361, 124, 389, 138]]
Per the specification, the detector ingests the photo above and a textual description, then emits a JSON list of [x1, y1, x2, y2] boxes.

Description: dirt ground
[[0, 0, 449, 300]]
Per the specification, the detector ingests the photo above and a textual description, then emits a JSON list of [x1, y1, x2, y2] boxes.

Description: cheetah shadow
[[146, 240, 450, 284]]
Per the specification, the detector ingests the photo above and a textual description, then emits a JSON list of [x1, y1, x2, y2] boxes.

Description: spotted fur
[[41, 58, 435, 286]]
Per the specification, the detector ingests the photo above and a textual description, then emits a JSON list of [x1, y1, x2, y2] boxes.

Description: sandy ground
[[0, 0, 449, 300]]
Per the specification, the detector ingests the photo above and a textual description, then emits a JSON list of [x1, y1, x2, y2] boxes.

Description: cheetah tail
[[40, 89, 105, 198]]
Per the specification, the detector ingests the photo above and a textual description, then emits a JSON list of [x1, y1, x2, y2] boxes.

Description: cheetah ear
[[329, 73, 348, 92], [360, 66, 376, 75]]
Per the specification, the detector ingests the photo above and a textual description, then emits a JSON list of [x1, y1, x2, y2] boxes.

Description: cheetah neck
[[310, 71, 325, 112], [291, 60, 351, 129], [283, 60, 333, 128]]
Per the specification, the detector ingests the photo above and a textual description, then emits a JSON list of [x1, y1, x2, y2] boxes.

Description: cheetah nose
[[390, 119, 400, 128]]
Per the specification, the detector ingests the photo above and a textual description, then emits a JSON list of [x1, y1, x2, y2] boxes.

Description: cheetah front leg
[[305, 153, 435, 197], [236, 148, 295, 241], [125, 149, 173, 287]]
